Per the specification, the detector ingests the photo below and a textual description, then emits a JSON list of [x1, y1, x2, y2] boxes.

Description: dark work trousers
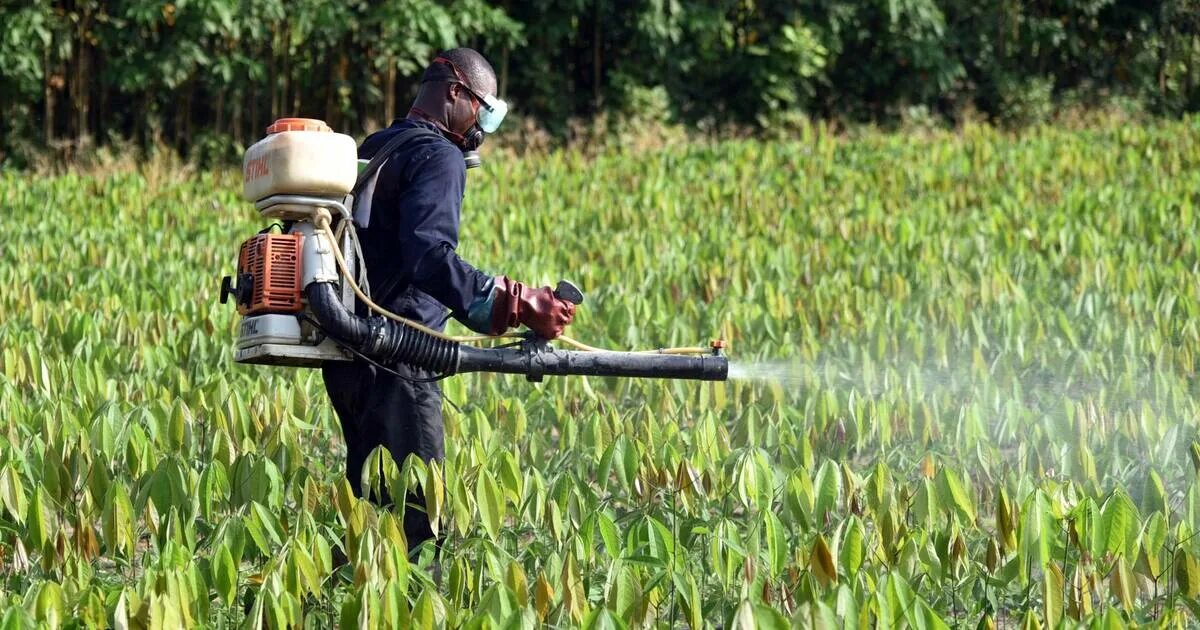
[[322, 359, 444, 550]]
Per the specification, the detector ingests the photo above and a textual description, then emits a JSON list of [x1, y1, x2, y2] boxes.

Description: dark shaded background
[[2, 0, 1198, 164]]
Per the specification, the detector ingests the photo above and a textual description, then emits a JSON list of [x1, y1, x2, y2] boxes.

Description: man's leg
[[366, 363, 445, 546], [321, 360, 382, 499], [326, 359, 445, 547]]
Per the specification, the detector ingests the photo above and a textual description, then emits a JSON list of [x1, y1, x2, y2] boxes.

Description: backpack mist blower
[[220, 118, 728, 382]]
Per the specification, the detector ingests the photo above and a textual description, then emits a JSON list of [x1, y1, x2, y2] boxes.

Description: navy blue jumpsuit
[[321, 118, 494, 546]]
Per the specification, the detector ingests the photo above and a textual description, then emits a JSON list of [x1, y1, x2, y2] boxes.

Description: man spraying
[[322, 48, 577, 548]]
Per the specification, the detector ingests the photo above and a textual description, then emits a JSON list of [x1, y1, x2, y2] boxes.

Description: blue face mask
[[475, 93, 508, 133]]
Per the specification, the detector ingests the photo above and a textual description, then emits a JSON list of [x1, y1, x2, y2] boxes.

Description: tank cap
[[266, 118, 331, 134]]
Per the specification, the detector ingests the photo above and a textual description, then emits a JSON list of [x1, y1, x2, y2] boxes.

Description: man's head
[[409, 48, 504, 153]]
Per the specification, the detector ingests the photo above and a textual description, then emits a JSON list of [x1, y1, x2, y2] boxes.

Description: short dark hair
[[424, 47, 497, 94]]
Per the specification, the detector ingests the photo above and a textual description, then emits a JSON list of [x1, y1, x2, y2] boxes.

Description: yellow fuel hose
[[314, 215, 712, 355]]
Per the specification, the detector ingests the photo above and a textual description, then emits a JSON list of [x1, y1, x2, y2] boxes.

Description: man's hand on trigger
[[491, 276, 577, 339]]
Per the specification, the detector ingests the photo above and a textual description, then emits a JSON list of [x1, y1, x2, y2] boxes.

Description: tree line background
[[2, 0, 1199, 165]]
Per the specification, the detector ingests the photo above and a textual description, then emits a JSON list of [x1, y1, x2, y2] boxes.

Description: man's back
[[355, 118, 481, 331]]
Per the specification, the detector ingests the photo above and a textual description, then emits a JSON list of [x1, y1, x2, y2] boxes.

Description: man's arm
[[391, 144, 496, 333], [391, 142, 576, 339]]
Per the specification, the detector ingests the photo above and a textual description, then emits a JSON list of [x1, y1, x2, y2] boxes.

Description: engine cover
[[237, 233, 303, 316], [234, 314, 352, 366]]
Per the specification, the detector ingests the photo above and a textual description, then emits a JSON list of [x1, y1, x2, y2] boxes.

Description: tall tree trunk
[[174, 84, 185, 146], [232, 88, 244, 145], [139, 92, 151, 147], [250, 80, 259, 140], [1190, 34, 1199, 104], [330, 51, 348, 128], [97, 53, 108, 143], [500, 0, 511, 97], [216, 88, 226, 137], [269, 29, 279, 120], [500, 47, 510, 97], [44, 46, 55, 144], [592, 0, 602, 110], [384, 59, 396, 125], [292, 61, 302, 116], [281, 17, 292, 116], [74, 7, 93, 148], [183, 80, 194, 147], [325, 52, 337, 126], [1158, 6, 1170, 97]]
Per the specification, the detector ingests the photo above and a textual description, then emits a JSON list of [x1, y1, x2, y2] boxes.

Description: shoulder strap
[[351, 127, 441, 228]]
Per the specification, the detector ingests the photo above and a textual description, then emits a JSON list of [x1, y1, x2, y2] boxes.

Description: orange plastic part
[[237, 233, 304, 315], [265, 118, 331, 134]]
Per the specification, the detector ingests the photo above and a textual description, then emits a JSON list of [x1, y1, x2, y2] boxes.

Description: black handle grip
[[220, 273, 254, 307], [220, 276, 234, 305], [553, 280, 584, 305]]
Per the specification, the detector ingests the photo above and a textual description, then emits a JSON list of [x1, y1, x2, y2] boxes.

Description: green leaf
[[597, 512, 619, 560], [581, 608, 626, 630], [811, 534, 837, 586], [1020, 491, 1053, 575], [212, 545, 237, 606], [1141, 469, 1167, 515], [27, 486, 55, 551], [763, 510, 787, 578], [198, 462, 229, 521], [1175, 551, 1200, 597], [102, 484, 134, 557], [34, 581, 65, 628], [0, 606, 33, 630], [0, 465, 28, 524], [425, 462, 444, 539], [561, 553, 586, 623], [505, 561, 528, 608], [244, 501, 282, 554], [498, 452, 524, 503], [609, 566, 641, 622], [813, 459, 840, 519], [1110, 557, 1134, 610], [1100, 491, 1139, 558], [839, 517, 865, 578], [997, 487, 1018, 552], [672, 571, 700, 629], [937, 468, 976, 523], [1044, 562, 1063, 627], [752, 603, 790, 630], [734, 599, 755, 630], [534, 572, 554, 621], [412, 589, 436, 630], [476, 469, 505, 541], [910, 600, 950, 630]]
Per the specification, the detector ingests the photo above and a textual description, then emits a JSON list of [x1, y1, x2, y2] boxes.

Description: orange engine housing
[[237, 233, 303, 316]]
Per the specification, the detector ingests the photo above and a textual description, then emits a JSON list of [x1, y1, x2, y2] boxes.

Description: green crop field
[[2, 117, 1199, 628]]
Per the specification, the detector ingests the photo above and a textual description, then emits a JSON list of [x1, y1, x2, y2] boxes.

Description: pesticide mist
[[727, 360, 808, 388], [726, 351, 1166, 436]]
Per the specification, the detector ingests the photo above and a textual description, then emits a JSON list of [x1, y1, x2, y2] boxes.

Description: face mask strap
[[409, 105, 473, 146]]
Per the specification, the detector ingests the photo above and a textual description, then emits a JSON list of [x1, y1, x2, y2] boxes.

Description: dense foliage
[[1, 117, 1199, 626], [2, 0, 1199, 164]]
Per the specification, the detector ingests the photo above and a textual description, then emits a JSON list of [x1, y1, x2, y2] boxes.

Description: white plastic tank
[[242, 118, 358, 202]]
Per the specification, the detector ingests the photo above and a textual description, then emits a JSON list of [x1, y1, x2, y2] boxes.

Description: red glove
[[491, 276, 576, 339]]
